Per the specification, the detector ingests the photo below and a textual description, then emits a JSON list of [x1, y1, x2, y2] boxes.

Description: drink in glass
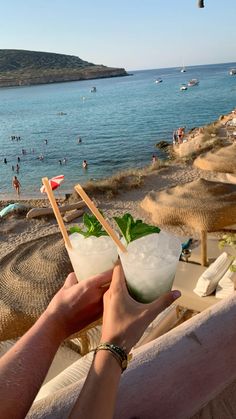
[[118, 231, 182, 303], [66, 232, 118, 281]]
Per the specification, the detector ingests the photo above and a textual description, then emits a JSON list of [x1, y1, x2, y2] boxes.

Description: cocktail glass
[[66, 232, 118, 281], [118, 231, 182, 303]]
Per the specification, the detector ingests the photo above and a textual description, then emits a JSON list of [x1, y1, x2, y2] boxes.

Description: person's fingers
[[63, 273, 78, 289], [86, 269, 113, 288], [110, 263, 126, 293], [103, 286, 111, 305]]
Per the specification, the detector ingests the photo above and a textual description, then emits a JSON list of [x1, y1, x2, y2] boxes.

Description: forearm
[[0, 311, 63, 419], [69, 350, 122, 419]]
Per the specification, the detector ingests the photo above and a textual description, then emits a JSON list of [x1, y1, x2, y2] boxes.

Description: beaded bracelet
[[94, 342, 132, 373]]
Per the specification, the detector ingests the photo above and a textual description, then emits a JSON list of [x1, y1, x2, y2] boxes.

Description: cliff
[[0, 49, 128, 87]]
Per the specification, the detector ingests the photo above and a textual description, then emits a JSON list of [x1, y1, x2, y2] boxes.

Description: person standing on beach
[[172, 130, 177, 145], [12, 176, 21, 197], [152, 154, 158, 165]]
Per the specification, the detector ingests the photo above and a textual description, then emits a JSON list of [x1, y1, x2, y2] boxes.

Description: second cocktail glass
[[118, 231, 182, 303]]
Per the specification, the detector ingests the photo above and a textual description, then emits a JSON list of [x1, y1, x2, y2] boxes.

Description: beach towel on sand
[[0, 203, 24, 218]]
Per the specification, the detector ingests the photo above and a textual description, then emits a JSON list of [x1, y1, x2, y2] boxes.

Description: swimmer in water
[[82, 160, 88, 169]]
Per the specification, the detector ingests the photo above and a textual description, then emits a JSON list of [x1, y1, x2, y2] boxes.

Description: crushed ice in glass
[[69, 232, 113, 253]]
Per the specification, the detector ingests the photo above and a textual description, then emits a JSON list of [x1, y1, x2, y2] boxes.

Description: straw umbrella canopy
[[140, 178, 236, 266], [0, 232, 73, 341], [194, 144, 236, 174]]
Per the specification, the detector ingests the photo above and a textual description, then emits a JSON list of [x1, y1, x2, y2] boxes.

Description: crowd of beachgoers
[[0, 106, 235, 205], [2, 105, 236, 201], [1, 135, 89, 197]]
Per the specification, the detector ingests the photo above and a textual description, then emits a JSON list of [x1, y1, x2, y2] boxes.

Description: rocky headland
[[0, 49, 128, 88]]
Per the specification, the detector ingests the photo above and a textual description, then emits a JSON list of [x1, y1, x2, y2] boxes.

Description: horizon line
[[128, 60, 236, 72]]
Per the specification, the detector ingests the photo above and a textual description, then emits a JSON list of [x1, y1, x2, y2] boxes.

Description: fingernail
[[172, 290, 181, 300]]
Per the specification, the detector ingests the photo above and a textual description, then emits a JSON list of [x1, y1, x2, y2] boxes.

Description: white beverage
[[118, 231, 182, 303], [66, 233, 118, 281]]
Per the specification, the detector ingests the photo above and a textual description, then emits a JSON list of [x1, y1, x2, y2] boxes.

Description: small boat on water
[[180, 67, 186, 73], [188, 79, 199, 87], [229, 69, 236, 76], [90, 86, 97, 92], [155, 78, 163, 83], [180, 84, 188, 91]]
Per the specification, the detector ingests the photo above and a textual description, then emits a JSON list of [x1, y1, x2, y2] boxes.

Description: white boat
[[229, 69, 236, 76], [180, 84, 188, 91], [180, 67, 186, 73], [155, 78, 163, 83], [188, 79, 199, 87]]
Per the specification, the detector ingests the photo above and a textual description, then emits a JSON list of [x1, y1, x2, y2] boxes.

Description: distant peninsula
[[0, 49, 128, 88]]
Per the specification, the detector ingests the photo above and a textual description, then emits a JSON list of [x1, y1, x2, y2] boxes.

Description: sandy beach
[[0, 162, 229, 260]]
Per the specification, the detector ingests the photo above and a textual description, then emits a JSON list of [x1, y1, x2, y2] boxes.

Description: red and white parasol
[[40, 175, 64, 193]]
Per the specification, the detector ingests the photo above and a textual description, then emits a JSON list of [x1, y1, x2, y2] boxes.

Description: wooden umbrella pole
[[74, 183, 127, 253], [201, 230, 207, 266], [42, 177, 72, 249]]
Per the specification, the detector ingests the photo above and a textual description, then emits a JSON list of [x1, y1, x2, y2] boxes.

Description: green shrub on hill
[[0, 49, 127, 87], [0, 49, 95, 72]]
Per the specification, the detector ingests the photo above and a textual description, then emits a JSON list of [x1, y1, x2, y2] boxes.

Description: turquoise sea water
[[0, 62, 236, 197]]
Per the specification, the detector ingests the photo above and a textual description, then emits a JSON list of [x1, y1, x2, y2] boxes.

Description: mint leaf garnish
[[69, 213, 108, 238], [113, 213, 160, 244]]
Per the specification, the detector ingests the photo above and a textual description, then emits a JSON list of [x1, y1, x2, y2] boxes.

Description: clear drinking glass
[[66, 232, 118, 281], [118, 231, 182, 303]]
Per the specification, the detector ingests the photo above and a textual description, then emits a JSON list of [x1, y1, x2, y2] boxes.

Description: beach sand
[[0, 161, 225, 260]]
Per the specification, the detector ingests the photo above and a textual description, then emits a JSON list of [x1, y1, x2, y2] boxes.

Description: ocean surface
[[0, 62, 236, 198]]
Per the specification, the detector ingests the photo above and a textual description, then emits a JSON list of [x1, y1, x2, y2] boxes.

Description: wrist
[[100, 335, 131, 354], [39, 310, 67, 344], [95, 342, 130, 373], [94, 349, 122, 375]]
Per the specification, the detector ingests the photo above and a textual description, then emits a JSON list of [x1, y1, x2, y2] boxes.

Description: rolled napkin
[[194, 252, 232, 297], [215, 262, 236, 299]]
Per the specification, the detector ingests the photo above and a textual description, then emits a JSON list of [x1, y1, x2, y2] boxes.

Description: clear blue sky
[[1, 0, 235, 70]]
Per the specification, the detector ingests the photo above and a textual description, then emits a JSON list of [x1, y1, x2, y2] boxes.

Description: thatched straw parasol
[[0, 233, 73, 341], [194, 144, 236, 174], [141, 178, 236, 266]]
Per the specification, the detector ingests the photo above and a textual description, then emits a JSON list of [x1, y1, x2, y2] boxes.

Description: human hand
[[45, 270, 112, 340], [101, 263, 181, 353]]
